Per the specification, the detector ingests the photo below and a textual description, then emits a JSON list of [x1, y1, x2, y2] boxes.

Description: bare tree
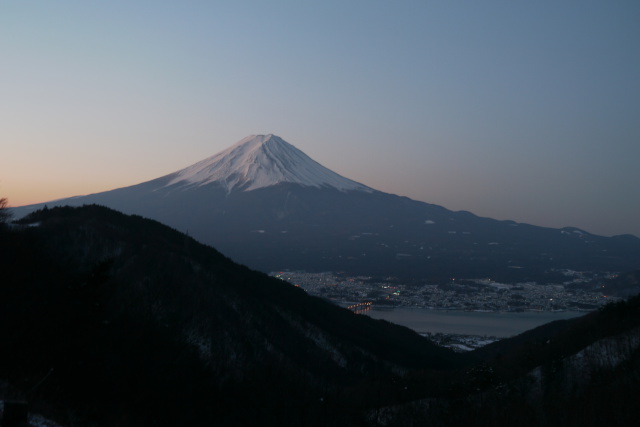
[[0, 197, 12, 224]]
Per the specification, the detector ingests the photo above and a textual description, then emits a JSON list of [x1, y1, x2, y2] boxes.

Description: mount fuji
[[13, 134, 640, 282], [165, 134, 372, 193]]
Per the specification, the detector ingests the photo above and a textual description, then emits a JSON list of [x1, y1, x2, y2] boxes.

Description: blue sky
[[1, 1, 639, 237]]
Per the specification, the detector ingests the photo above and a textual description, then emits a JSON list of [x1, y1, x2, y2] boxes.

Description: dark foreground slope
[[0, 205, 466, 426], [2, 205, 640, 426], [372, 295, 640, 427]]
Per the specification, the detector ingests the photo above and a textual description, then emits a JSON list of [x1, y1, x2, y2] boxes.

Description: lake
[[363, 307, 586, 337]]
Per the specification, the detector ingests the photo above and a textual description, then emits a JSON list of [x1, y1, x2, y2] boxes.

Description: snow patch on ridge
[[166, 134, 373, 193]]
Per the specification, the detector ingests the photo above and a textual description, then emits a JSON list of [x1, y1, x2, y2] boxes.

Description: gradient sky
[[2, 1, 639, 237]]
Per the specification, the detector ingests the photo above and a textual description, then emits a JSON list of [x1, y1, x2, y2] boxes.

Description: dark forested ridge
[[1, 205, 640, 426], [0, 205, 465, 426]]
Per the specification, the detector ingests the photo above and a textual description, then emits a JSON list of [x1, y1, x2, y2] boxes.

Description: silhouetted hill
[[386, 295, 640, 426], [0, 205, 465, 426], [472, 296, 640, 372], [3, 205, 640, 426]]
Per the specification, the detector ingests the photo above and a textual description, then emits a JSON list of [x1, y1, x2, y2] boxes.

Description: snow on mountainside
[[165, 134, 373, 193]]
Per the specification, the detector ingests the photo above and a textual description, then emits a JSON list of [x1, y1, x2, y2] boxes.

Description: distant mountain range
[[13, 134, 640, 282]]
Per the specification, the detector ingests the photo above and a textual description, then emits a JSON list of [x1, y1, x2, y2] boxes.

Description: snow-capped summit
[[166, 134, 373, 193]]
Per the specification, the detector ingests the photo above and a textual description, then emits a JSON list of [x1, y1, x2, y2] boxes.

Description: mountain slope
[[0, 205, 465, 426], [367, 295, 640, 426], [11, 135, 640, 282], [3, 206, 640, 426]]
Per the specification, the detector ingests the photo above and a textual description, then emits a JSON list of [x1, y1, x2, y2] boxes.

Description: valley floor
[[272, 270, 618, 312]]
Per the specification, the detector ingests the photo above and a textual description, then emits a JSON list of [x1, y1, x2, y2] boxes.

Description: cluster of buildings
[[271, 270, 618, 312]]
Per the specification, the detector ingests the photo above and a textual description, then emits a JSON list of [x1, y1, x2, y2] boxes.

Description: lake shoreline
[[361, 306, 586, 337]]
